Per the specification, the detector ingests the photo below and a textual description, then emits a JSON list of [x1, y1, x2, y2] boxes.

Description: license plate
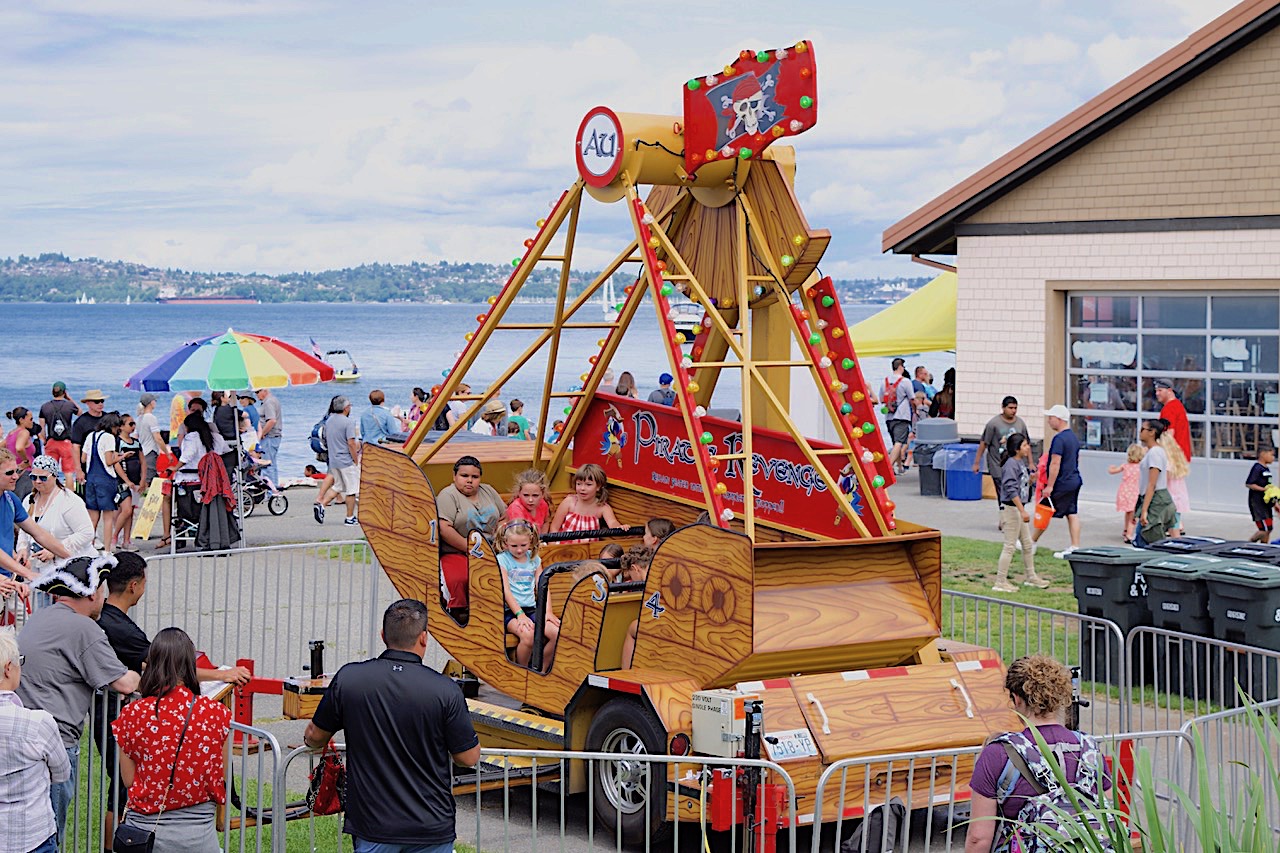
[[765, 728, 819, 762]]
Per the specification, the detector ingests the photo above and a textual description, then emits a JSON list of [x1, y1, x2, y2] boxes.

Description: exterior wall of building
[[967, 26, 1280, 225], [956, 229, 1280, 510]]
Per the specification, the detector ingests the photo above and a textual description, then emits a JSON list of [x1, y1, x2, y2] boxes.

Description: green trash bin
[[1066, 546, 1152, 687], [1204, 560, 1280, 705], [1138, 554, 1222, 702]]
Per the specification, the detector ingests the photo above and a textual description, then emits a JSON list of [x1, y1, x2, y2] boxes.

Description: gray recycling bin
[[1138, 554, 1222, 701], [914, 443, 946, 496], [1145, 536, 1231, 554], [1204, 560, 1280, 704], [1066, 546, 1152, 687]]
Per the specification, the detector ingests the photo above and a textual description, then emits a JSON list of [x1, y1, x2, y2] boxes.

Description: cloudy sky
[[0, 0, 1241, 278]]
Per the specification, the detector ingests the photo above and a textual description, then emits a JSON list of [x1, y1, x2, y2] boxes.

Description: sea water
[[0, 301, 953, 478]]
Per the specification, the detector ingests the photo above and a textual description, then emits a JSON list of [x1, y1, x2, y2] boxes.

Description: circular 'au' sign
[[576, 106, 624, 188]]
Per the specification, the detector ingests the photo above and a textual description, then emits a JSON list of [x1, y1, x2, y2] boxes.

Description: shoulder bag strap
[[156, 696, 196, 818], [1000, 740, 1049, 797]]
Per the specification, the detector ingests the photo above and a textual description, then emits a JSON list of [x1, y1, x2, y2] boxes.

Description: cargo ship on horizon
[[156, 294, 260, 305]]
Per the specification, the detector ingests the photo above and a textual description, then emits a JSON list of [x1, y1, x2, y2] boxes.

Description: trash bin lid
[[1138, 553, 1223, 579], [1065, 545, 1153, 566], [1204, 560, 1280, 589], [1206, 542, 1280, 564], [1146, 536, 1230, 553]]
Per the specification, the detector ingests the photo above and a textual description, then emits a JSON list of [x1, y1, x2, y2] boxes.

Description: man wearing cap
[[17, 555, 141, 843], [39, 382, 80, 488], [256, 388, 283, 487], [316, 396, 360, 526], [648, 373, 677, 406], [135, 392, 172, 493], [1155, 379, 1193, 463], [1030, 404, 1084, 558], [881, 357, 914, 472], [0, 627, 71, 853], [69, 390, 107, 489]]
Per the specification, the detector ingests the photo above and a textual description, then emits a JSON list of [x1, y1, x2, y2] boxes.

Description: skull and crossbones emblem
[[721, 73, 777, 141]]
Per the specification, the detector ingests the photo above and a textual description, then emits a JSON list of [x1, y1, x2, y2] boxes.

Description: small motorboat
[[324, 349, 361, 382], [667, 298, 703, 336]]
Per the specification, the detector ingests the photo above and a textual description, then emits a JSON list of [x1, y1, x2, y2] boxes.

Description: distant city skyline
[[0, 0, 1239, 278]]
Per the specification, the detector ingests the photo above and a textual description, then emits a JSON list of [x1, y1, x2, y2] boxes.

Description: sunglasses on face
[[30, 474, 52, 482], [0, 468, 17, 477]]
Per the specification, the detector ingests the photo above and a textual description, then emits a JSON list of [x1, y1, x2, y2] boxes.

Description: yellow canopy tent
[[849, 271, 955, 356]]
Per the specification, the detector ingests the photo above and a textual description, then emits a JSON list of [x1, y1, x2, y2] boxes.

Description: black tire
[[584, 697, 671, 845], [267, 494, 288, 516]]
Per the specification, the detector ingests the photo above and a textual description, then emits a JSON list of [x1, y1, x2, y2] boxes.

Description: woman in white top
[[136, 392, 170, 492], [16, 455, 97, 576], [174, 412, 229, 486]]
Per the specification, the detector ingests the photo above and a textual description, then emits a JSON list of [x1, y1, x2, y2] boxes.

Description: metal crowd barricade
[[808, 729, 1195, 853], [1179, 697, 1280, 844], [277, 744, 800, 853], [136, 540, 389, 679], [941, 590, 1127, 734], [1126, 625, 1280, 731]]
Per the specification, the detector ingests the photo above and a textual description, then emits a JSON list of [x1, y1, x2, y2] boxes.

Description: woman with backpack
[[966, 655, 1112, 852]]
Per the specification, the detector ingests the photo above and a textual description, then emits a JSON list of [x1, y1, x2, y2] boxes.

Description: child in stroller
[[240, 413, 288, 517]]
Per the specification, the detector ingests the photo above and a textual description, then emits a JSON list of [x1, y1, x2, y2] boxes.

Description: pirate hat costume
[[32, 554, 117, 598]]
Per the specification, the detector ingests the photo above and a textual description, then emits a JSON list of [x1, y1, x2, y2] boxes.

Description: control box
[[691, 689, 760, 758]]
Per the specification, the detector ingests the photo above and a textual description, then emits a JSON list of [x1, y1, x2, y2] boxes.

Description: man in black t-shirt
[[305, 600, 480, 852], [69, 390, 107, 489], [39, 382, 80, 487]]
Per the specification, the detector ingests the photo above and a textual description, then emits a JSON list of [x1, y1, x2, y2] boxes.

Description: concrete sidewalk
[[888, 464, 1259, 549]]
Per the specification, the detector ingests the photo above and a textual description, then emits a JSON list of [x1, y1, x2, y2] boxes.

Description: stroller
[[241, 454, 287, 517]]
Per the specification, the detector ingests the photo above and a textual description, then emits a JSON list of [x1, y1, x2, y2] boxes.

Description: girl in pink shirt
[[507, 469, 551, 535]]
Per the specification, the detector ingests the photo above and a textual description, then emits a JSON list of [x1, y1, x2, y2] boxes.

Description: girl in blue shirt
[[497, 520, 559, 668]]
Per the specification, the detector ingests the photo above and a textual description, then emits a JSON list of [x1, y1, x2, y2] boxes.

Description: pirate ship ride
[[360, 41, 1017, 847]]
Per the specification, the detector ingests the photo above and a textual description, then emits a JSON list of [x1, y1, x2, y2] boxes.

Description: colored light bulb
[[822, 296, 835, 308], [862, 422, 875, 434], [842, 358, 855, 370], [872, 475, 886, 489], [840, 403, 853, 414], [687, 79, 701, 91], [700, 432, 714, 445], [799, 95, 813, 109], [808, 333, 821, 345]]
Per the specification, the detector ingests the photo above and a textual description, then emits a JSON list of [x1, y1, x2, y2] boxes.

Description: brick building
[[883, 0, 1280, 511]]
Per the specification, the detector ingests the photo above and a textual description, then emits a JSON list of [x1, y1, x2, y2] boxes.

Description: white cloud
[[1007, 33, 1081, 65], [1085, 32, 1182, 84]]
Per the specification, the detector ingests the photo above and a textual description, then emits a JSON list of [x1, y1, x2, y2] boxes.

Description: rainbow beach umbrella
[[125, 328, 335, 392]]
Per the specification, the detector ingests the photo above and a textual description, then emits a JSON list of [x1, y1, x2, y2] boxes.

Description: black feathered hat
[[32, 554, 116, 598]]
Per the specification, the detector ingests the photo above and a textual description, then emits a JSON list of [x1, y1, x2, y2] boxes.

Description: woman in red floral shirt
[[111, 628, 232, 853]]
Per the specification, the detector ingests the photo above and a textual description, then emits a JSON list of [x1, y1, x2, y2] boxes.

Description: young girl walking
[[552, 463, 620, 540], [507, 469, 552, 534], [497, 520, 559, 668], [1108, 444, 1145, 543], [994, 433, 1050, 593]]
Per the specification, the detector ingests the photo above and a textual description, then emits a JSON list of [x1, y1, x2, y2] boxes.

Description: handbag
[[306, 741, 346, 815], [113, 695, 195, 853]]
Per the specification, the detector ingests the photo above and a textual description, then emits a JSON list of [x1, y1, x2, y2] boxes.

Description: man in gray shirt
[[881, 358, 915, 472], [18, 555, 141, 843], [317, 396, 361, 527], [974, 396, 1029, 522], [255, 387, 283, 487]]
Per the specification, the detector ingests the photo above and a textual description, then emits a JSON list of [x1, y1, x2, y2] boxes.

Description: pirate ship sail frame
[[360, 40, 1016, 847]]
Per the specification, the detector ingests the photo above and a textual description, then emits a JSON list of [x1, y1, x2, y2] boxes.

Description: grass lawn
[[941, 535, 1078, 609]]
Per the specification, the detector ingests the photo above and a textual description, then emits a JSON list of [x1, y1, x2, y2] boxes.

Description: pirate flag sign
[[682, 40, 817, 177]]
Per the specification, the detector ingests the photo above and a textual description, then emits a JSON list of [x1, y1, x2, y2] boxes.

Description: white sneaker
[[1053, 546, 1077, 560], [1015, 540, 1022, 551]]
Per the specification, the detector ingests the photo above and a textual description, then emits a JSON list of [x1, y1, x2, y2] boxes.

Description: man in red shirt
[[1155, 379, 1192, 462]]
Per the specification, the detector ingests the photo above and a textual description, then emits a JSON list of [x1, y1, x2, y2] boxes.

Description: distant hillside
[[0, 253, 932, 304]]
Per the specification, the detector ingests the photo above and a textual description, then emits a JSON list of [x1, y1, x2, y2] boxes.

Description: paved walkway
[[888, 464, 1256, 549]]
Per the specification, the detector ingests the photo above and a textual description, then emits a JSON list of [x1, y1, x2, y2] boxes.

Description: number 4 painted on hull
[[645, 592, 665, 619]]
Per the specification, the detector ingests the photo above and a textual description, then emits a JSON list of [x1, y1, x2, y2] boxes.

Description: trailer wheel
[[585, 697, 671, 844]]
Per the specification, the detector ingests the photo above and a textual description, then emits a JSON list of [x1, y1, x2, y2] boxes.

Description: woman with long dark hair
[[111, 627, 232, 853], [4, 406, 36, 499]]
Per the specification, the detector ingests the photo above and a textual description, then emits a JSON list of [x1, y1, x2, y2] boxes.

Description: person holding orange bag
[[993, 433, 1050, 593]]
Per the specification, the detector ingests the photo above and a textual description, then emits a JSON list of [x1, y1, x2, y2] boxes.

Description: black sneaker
[[343, 516, 359, 526], [313, 502, 325, 524]]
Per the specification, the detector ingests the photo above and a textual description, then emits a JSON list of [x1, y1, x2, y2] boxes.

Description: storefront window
[[1068, 291, 1279, 460]]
